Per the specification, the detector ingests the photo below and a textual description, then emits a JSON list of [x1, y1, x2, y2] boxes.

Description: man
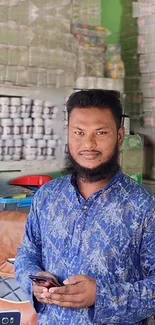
[[15, 90, 155, 325]]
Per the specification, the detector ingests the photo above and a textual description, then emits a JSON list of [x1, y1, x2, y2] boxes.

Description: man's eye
[[96, 131, 107, 135], [75, 131, 84, 136]]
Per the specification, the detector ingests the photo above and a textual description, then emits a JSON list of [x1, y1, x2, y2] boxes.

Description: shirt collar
[[70, 168, 123, 196]]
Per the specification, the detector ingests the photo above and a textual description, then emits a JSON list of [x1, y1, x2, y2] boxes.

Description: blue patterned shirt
[[15, 171, 155, 325]]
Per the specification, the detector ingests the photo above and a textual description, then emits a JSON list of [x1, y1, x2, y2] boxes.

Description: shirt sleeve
[[93, 205, 155, 324], [14, 189, 45, 313]]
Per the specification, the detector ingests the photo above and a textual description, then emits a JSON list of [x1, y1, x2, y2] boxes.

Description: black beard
[[65, 145, 120, 183]]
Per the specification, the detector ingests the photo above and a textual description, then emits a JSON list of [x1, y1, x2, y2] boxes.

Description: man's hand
[[41, 274, 96, 309], [32, 271, 58, 304]]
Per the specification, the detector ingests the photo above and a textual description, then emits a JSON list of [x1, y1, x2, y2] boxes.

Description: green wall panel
[[101, 0, 122, 44]]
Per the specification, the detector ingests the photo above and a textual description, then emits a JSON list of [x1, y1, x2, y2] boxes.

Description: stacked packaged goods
[[0, 96, 61, 161], [133, 0, 155, 127], [120, 0, 142, 120], [0, 0, 77, 88]]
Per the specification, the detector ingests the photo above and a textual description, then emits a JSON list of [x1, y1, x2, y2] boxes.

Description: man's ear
[[118, 126, 125, 149]]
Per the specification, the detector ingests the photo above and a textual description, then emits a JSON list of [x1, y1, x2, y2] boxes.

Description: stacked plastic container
[[120, 0, 142, 120], [133, 0, 155, 126], [0, 96, 61, 161]]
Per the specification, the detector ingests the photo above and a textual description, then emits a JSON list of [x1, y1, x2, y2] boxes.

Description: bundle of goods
[[105, 45, 125, 79]]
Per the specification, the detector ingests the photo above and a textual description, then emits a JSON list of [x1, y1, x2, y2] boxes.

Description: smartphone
[[29, 274, 61, 288], [0, 310, 21, 325]]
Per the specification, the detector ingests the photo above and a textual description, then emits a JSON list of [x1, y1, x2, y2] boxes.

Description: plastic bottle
[[13, 139, 22, 161], [32, 99, 43, 118], [24, 139, 37, 160], [1, 118, 13, 140], [21, 97, 31, 118], [37, 139, 47, 160], [4, 139, 14, 161], [13, 118, 22, 139], [22, 118, 33, 139], [33, 118, 44, 139], [10, 97, 21, 118], [0, 97, 10, 118]]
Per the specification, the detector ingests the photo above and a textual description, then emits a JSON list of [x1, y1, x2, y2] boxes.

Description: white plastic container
[[42, 101, 54, 119], [1, 118, 13, 140], [138, 15, 155, 35], [138, 34, 155, 54], [0, 139, 4, 159], [10, 97, 21, 118], [46, 139, 57, 160], [139, 54, 155, 74], [51, 114, 57, 120], [37, 139, 47, 160], [13, 139, 22, 161], [53, 134, 59, 140], [13, 118, 22, 139], [4, 139, 14, 161], [21, 97, 31, 118], [140, 73, 155, 97], [33, 118, 44, 139], [0, 97, 10, 118], [44, 119, 54, 140], [22, 118, 33, 139], [32, 99, 43, 118], [24, 139, 37, 160]]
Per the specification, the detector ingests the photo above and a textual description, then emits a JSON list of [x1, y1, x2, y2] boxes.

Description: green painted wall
[[101, 0, 122, 44]]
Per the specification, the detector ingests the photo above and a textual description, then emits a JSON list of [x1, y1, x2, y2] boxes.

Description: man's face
[[68, 107, 124, 171]]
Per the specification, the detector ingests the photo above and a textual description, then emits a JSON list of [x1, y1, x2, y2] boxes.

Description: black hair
[[66, 89, 123, 129]]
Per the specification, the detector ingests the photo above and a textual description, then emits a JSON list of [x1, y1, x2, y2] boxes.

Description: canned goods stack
[[133, 0, 155, 126], [0, 96, 61, 161]]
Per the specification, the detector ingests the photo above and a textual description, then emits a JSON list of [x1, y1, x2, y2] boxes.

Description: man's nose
[[84, 135, 97, 149]]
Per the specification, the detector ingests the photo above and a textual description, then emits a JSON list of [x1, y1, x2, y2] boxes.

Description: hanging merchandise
[[105, 45, 125, 79]]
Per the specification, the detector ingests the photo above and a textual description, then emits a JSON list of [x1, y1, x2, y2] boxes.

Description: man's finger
[[63, 275, 87, 285], [50, 293, 85, 304], [51, 300, 82, 309], [49, 283, 83, 295], [34, 294, 49, 304], [33, 285, 48, 294]]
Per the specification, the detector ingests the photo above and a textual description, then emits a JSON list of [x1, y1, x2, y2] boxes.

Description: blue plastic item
[[0, 196, 33, 212]]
